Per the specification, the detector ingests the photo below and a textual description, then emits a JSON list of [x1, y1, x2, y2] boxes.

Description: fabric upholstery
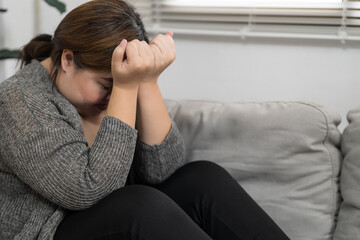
[[333, 106, 360, 240], [165, 100, 342, 240]]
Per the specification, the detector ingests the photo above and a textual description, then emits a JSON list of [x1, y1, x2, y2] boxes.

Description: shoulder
[[0, 61, 81, 137], [1, 61, 52, 105], [0, 63, 43, 135]]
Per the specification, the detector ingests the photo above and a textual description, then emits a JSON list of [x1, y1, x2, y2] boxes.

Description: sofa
[[165, 99, 359, 240]]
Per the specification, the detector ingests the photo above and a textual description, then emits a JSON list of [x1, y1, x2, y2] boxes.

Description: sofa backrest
[[165, 100, 342, 240]]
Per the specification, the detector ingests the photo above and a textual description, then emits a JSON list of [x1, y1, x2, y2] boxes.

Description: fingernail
[[167, 32, 174, 38], [120, 39, 127, 48]]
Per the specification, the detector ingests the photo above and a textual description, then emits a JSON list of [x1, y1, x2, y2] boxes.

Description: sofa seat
[[165, 99, 342, 240]]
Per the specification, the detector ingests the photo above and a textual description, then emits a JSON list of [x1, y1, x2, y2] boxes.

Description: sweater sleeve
[[13, 116, 137, 210], [134, 120, 186, 184], [1, 63, 139, 211]]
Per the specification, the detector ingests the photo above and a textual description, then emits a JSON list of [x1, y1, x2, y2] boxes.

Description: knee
[[67, 185, 197, 239], [188, 160, 225, 172], [179, 161, 235, 190], [108, 184, 168, 206], [103, 185, 180, 221], [183, 160, 231, 180]]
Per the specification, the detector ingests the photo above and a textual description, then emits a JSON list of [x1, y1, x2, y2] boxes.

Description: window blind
[[128, 0, 360, 42]]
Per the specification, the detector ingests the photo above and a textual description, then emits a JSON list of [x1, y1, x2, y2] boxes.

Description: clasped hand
[[111, 32, 176, 87]]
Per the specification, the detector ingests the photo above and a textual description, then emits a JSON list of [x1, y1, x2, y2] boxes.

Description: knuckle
[[153, 38, 160, 44], [145, 59, 154, 70], [113, 46, 123, 54], [128, 41, 136, 48]]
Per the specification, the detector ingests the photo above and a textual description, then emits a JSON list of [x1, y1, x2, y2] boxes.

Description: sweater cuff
[[137, 120, 178, 150], [135, 120, 186, 183], [91, 116, 138, 155]]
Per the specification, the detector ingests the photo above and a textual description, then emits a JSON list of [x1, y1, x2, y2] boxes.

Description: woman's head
[[20, 0, 149, 81]]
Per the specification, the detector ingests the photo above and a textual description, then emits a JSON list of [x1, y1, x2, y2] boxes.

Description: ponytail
[[19, 34, 53, 67]]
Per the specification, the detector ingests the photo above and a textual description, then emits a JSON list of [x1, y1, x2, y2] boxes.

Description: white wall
[[0, 0, 87, 79], [160, 36, 360, 131], [0, 0, 36, 79], [1, 0, 359, 131], [0, 1, 4, 78]]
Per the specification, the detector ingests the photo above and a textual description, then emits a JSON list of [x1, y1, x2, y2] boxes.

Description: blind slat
[[160, 16, 343, 26], [161, 8, 344, 17], [130, 0, 360, 41]]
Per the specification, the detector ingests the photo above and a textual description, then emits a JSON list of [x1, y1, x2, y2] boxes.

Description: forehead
[[81, 69, 112, 79]]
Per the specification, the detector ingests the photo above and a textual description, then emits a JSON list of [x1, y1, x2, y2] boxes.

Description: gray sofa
[[165, 99, 359, 240]]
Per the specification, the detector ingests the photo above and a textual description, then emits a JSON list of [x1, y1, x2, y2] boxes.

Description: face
[[57, 50, 113, 118]]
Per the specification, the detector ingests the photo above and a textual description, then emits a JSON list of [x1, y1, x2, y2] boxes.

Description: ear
[[61, 49, 75, 73]]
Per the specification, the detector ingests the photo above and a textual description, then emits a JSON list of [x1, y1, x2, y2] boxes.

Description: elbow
[[51, 184, 123, 211], [55, 192, 101, 210]]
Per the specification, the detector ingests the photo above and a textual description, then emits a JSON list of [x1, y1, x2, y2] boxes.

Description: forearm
[[109, 33, 175, 143], [136, 81, 171, 145], [16, 118, 138, 210], [106, 83, 139, 128]]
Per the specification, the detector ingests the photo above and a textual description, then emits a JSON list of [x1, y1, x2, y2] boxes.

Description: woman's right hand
[[111, 39, 156, 88], [111, 33, 176, 88]]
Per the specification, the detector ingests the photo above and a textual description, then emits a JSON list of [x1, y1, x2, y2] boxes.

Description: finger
[[126, 40, 141, 63], [151, 33, 174, 46], [155, 34, 174, 56], [150, 34, 165, 55], [141, 41, 154, 59], [135, 39, 147, 57], [112, 39, 127, 66], [163, 34, 175, 51], [152, 35, 176, 66], [150, 43, 162, 58], [149, 34, 164, 45], [166, 31, 174, 39]]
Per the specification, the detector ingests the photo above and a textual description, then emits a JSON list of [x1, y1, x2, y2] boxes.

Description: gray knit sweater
[[0, 60, 185, 239]]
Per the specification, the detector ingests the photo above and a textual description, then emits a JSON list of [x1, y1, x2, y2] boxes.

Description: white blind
[[129, 0, 360, 42]]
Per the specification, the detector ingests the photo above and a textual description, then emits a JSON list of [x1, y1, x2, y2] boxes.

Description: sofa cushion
[[333, 106, 360, 239], [165, 100, 342, 240]]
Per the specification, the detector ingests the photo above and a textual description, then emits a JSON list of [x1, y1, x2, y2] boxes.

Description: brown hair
[[19, 0, 149, 81]]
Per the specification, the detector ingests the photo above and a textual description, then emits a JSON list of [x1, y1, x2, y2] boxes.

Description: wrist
[[106, 83, 139, 128], [138, 81, 160, 98], [113, 80, 139, 91], [138, 79, 158, 90]]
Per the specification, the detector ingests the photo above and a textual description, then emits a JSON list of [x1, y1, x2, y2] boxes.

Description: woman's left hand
[[136, 32, 175, 145], [147, 32, 176, 82]]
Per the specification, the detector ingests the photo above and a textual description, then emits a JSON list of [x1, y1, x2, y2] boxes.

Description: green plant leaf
[[0, 49, 20, 60], [44, 0, 66, 14]]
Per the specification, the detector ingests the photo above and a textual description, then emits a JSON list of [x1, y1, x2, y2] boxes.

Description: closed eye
[[100, 84, 112, 90], [100, 77, 113, 91]]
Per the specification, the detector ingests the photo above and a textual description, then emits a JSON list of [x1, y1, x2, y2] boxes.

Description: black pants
[[54, 161, 289, 240]]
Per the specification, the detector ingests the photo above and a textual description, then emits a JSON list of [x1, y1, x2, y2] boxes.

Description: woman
[[0, 0, 289, 239]]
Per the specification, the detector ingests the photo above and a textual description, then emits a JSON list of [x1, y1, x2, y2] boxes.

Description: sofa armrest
[[334, 106, 360, 240]]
